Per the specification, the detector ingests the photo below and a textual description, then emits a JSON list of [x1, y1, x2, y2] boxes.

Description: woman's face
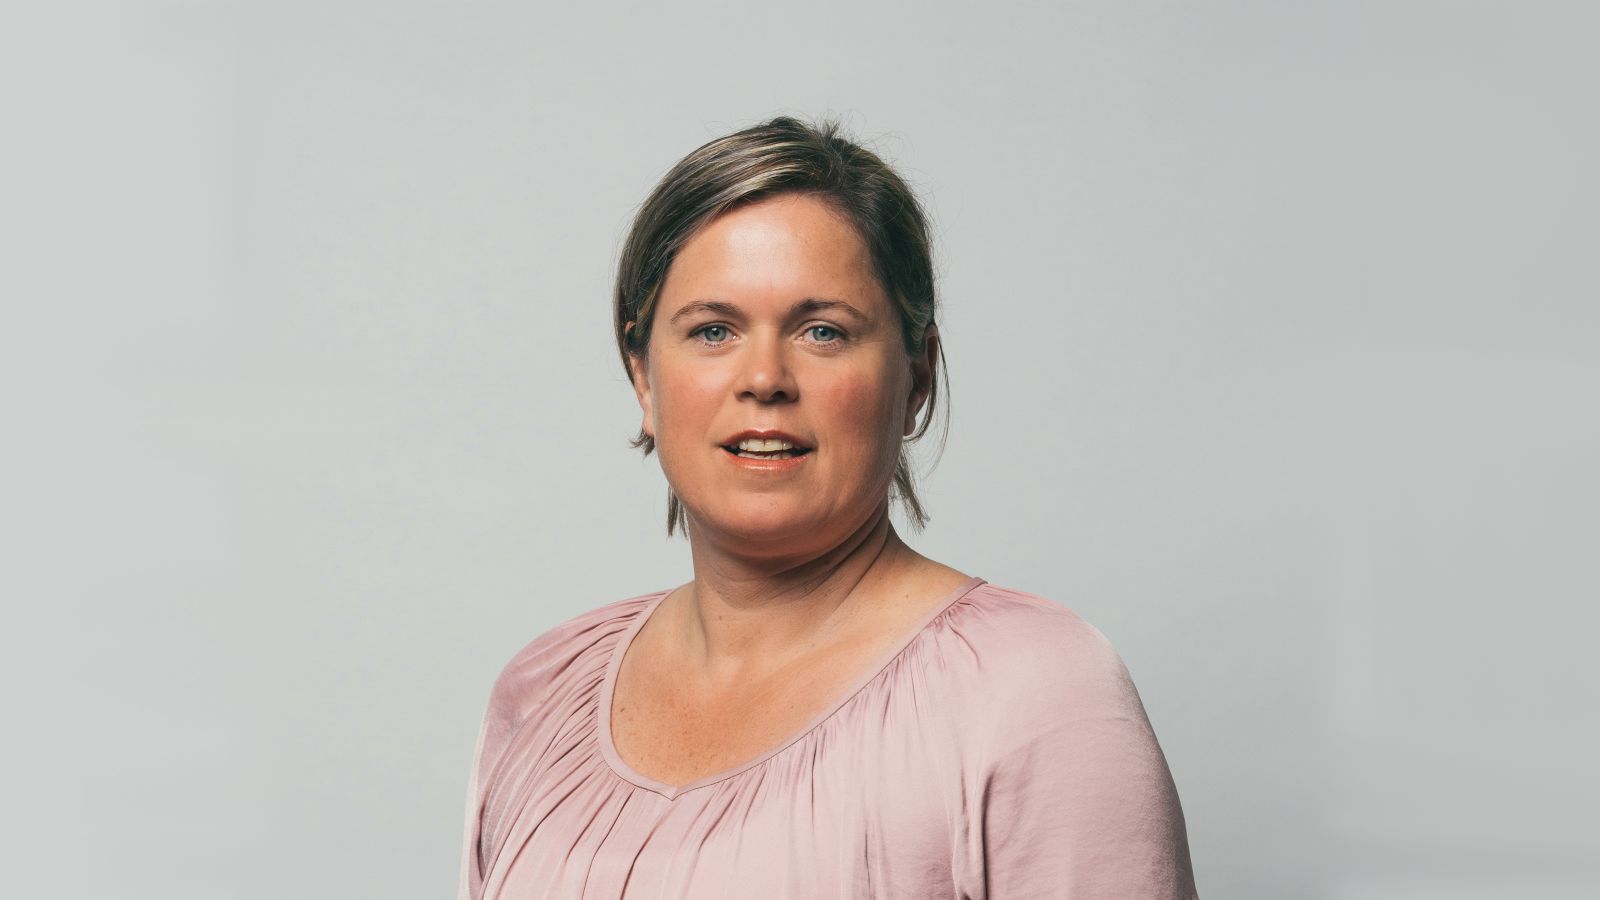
[[629, 193, 935, 554]]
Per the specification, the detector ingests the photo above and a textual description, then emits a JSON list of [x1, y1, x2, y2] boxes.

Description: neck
[[669, 502, 917, 680]]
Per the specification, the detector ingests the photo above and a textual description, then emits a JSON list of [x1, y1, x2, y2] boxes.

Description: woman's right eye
[[694, 324, 731, 343]]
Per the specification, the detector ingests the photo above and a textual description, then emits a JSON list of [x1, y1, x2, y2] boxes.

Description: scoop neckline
[[596, 574, 987, 801]]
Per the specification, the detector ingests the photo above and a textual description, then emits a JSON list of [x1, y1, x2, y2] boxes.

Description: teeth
[[735, 449, 798, 459], [735, 437, 797, 452]]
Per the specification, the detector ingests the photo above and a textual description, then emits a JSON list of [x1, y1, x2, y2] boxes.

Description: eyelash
[[691, 324, 846, 347]]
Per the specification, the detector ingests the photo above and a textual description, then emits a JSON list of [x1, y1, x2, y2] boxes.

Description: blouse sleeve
[[978, 618, 1199, 899], [455, 706, 492, 900], [455, 663, 523, 900]]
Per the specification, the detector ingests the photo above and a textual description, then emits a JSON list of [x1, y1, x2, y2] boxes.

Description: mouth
[[723, 432, 819, 461], [720, 443, 813, 460]]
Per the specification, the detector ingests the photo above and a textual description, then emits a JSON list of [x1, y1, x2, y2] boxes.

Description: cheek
[[651, 366, 720, 433], [820, 370, 905, 461]]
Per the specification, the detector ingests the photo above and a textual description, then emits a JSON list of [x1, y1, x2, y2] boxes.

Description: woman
[[456, 117, 1199, 899]]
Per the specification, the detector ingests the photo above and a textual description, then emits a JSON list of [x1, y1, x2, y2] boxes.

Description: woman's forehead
[[660, 195, 886, 313]]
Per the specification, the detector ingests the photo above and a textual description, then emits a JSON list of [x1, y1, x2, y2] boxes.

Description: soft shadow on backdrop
[[5, 2, 1596, 898]]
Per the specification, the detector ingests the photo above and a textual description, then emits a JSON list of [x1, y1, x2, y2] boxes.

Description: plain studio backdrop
[[3, 1, 1596, 897]]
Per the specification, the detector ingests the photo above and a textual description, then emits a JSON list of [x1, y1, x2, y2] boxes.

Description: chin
[[690, 500, 828, 548]]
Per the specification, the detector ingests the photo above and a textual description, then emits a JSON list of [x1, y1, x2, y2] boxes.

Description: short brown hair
[[614, 116, 948, 536]]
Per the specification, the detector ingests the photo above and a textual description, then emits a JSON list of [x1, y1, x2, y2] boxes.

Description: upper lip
[[720, 429, 813, 450]]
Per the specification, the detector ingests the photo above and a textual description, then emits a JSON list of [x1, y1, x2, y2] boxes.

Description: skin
[[618, 192, 971, 786]]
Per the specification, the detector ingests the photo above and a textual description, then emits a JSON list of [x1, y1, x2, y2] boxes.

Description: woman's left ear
[[904, 325, 939, 436]]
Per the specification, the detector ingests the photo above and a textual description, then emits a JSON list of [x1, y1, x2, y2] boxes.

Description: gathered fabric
[[456, 577, 1198, 899]]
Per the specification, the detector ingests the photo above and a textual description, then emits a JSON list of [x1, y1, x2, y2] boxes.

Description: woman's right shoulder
[[481, 588, 665, 719]]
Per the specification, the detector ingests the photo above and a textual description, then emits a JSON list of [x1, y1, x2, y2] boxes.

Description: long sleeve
[[978, 616, 1198, 898], [457, 672, 505, 896], [455, 688, 496, 900], [455, 657, 530, 900]]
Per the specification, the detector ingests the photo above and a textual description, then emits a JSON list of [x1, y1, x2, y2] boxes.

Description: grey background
[[5, 1, 1596, 897]]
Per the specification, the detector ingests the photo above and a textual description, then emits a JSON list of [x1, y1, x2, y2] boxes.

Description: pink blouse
[[456, 577, 1199, 898]]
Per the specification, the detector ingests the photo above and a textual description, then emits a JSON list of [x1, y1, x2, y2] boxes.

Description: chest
[[496, 743, 973, 900], [499, 696, 976, 899], [609, 642, 883, 788]]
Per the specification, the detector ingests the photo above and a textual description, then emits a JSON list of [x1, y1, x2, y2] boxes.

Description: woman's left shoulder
[[947, 582, 1145, 717], [952, 582, 1128, 668], [948, 583, 1199, 898]]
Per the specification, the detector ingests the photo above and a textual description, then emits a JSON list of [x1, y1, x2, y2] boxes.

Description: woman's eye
[[807, 325, 842, 343], [695, 325, 730, 343]]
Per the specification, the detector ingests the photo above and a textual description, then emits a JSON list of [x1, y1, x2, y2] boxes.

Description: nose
[[737, 332, 798, 403]]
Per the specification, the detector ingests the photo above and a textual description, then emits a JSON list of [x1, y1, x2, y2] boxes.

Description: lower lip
[[720, 447, 812, 472]]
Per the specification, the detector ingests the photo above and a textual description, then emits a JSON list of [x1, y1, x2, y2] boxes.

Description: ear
[[625, 321, 655, 438], [904, 324, 939, 436]]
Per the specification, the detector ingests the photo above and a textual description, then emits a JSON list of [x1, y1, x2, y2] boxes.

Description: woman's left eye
[[806, 325, 843, 343]]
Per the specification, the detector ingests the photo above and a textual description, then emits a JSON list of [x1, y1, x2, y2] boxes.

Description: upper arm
[[455, 700, 492, 900], [456, 653, 536, 900], [977, 614, 1198, 899]]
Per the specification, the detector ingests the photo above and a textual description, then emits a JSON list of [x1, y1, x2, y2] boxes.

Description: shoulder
[[945, 582, 1148, 742], [479, 589, 662, 733], [950, 582, 1133, 689], [950, 585, 1199, 897]]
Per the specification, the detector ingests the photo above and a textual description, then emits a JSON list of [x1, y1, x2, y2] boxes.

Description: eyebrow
[[668, 297, 869, 325]]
